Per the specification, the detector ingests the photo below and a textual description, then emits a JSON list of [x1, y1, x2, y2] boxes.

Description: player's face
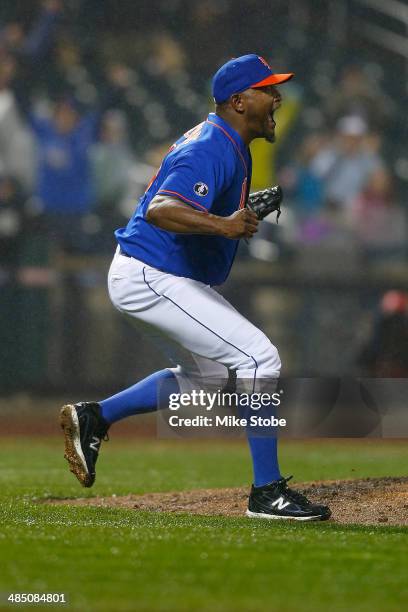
[[243, 85, 282, 143]]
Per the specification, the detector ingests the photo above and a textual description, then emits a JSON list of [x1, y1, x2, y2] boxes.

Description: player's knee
[[234, 339, 281, 377], [256, 342, 281, 377]]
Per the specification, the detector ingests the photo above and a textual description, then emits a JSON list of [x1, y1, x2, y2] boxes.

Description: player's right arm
[[146, 195, 258, 240]]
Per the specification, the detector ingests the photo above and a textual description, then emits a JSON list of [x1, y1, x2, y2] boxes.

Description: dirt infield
[[47, 477, 408, 526]]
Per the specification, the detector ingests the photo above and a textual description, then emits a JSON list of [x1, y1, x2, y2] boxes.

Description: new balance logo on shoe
[[271, 496, 290, 510], [89, 436, 101, 452]]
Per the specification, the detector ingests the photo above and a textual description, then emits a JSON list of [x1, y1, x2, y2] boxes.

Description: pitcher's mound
[[48, 477, 408, 526]]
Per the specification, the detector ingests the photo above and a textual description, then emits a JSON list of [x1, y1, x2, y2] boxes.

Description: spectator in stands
[[0, 1, 63, 193], [22, 62, 132, 254], [90, 110, 136, 252], [27, 97, 98, 253], [0, 53, 36, 191], [358, 291, 408, 377], [310, 116, 384, 213], [323, 64, 391, 131], [349, 167, 406, 258], [279, 132, 326, 219], [92, 111, 134, 208], [0, 1, 61, 61]]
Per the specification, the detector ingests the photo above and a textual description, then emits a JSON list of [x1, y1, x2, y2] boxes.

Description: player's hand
[[221, 208, 259, 239]]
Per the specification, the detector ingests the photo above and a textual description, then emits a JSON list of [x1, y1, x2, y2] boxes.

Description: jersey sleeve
[[157, 146, 228, 212]]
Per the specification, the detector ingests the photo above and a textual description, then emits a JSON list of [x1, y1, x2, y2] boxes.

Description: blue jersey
[[115, 113, 252, 285]]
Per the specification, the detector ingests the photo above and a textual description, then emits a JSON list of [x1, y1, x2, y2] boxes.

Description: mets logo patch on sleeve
[[194, 182, 209, 197]]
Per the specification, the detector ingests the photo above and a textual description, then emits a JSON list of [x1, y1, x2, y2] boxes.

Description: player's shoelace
[[93, 413, 110, 443], [276, 476, 311, 506]]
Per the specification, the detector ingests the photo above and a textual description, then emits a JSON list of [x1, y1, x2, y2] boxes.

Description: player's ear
[[230, 93, 245, 114]]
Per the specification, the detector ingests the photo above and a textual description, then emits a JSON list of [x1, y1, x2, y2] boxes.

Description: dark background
[[0, 0, 407, 393]]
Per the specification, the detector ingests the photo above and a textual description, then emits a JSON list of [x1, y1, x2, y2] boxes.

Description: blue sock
[[99, 369, 178, 424], [247, 436, 281, 487], [238, 398, 281, 487]]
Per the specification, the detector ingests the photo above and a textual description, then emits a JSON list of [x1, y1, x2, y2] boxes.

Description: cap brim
[[251, 73, 294, 88]]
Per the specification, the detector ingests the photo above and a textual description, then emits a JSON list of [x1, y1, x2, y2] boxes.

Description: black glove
[[246, 185, 283, 223]]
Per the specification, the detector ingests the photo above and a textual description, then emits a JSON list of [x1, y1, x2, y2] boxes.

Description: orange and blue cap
[[212, 54, 294, 104]]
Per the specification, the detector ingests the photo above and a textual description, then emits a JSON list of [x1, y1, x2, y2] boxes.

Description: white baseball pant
[[107, 248, 281, 391]]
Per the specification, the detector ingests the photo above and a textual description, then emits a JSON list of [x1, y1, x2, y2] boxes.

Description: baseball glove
[[246, 185, 283, 223]]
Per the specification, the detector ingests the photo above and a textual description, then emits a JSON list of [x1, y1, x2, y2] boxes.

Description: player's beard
[[247, 105, 276, 142], [263, 110, 276, 143], [264, 121, 276, 143], [265, 130, 276, 143]]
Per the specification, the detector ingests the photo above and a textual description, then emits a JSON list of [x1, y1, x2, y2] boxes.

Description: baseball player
[[60, 54, 331, 521]]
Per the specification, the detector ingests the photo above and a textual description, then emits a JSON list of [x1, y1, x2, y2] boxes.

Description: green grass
[[1, 437, 408, 611]]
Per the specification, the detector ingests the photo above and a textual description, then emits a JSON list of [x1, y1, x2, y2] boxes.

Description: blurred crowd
[[251, 63, 406, 263], [0, 0, 406, 269], [0, 0, 406, 387], [0, 1, 159, 266]]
